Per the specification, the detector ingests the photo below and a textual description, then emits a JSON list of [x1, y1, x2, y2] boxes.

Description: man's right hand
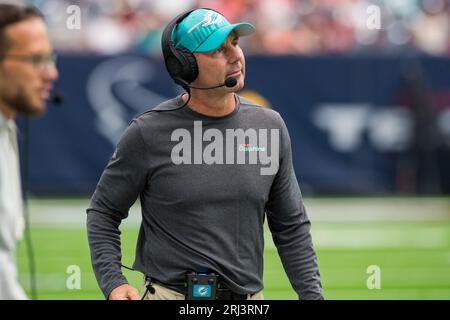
[[108, 284, 140, 300]]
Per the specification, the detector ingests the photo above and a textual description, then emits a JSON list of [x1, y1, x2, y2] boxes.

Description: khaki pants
[[142, 282, 264, 300]]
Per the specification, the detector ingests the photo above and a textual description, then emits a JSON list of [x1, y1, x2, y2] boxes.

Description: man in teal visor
[[88, 8, 323, 301]]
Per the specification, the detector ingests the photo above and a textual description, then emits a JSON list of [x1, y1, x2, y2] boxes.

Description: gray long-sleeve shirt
[[87, 94, 323, 299]]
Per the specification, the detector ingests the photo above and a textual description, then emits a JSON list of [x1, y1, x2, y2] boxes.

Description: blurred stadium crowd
[[17, 0, 450, 56]]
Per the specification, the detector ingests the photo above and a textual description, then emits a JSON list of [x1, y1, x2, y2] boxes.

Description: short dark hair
[[0, 4, 43, 53]]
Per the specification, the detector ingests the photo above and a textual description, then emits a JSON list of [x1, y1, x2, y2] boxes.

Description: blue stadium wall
[[17, 55, 450, 196]]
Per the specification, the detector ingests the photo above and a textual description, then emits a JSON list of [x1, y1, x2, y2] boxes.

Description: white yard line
[[304, 198, 450, 222], [309, 226, 449, 249], [27, 197, 450, 249], [28, 197, 449, 226]]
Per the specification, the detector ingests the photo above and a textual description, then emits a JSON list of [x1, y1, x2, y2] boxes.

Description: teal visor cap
[[172, 9, 256, 53]]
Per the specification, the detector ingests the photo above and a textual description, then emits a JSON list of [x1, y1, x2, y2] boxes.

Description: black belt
[[215, 288, 248, 300]]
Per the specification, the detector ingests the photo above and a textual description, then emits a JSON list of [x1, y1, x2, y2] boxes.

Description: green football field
[[16, 197, 450, 300]]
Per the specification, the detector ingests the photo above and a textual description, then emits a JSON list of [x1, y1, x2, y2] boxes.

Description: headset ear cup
[[166, 55, 183, 80], [176, 46, 198, 84]]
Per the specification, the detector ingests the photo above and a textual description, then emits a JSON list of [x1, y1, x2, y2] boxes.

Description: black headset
[[161, 8, 221, 89]]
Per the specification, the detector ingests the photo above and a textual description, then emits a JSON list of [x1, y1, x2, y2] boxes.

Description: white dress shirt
[[0, 111, 27, 299]]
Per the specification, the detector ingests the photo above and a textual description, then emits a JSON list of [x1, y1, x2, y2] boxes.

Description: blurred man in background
[[87, 8, 322, 300], [0, 3, 58, 299]]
